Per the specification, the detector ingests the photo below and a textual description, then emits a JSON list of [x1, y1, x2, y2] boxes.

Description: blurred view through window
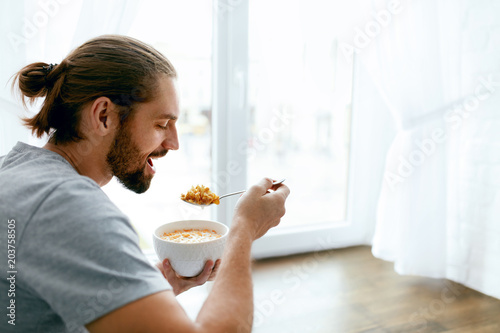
[[247, 0, 353, 226], [102, 0, 353, 245]]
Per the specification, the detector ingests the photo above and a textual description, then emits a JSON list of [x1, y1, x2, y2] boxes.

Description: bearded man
[[0, 35, 289, 333]]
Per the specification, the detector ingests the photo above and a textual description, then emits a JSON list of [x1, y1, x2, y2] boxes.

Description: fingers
[[258, 177, 274, 189], [161, 259, 221, 295], [162, 259, 178, 281], [208, 259, 221, 281], [247, 178, 291, 199], [193, 260, 215, 283], [272, 182, 290, 197]]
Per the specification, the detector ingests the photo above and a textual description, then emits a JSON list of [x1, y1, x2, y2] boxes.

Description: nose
[[162, 124, 179, 151]]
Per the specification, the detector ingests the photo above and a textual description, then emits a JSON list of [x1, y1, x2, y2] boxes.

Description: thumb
[[247, 178, 274, 196], [162, 259, 177, 280]]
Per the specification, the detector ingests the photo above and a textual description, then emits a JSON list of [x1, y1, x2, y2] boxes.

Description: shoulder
[[32, 177, 135, 244], [44, 177, 119, 214], [1, 143, 128, 241], [1, 142, 94, 212]]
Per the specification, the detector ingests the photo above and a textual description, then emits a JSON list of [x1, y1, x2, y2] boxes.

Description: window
[[104, 0, 359, 257], [1, 0, 366, 260]]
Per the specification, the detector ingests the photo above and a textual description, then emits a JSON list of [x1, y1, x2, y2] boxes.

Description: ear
[[89, 97, 117, 136]]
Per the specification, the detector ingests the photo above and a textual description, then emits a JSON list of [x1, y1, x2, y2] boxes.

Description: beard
[[106, 124, 155, 194]]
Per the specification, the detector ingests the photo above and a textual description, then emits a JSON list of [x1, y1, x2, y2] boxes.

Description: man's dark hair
[[13, 35, 177, 144]]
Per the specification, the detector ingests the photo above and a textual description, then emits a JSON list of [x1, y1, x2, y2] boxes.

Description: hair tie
[[42, 63, 57, 74], [42, 63, 58, 86]]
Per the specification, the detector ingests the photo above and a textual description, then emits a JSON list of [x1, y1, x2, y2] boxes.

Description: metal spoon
[[182, 178, 286, 207]]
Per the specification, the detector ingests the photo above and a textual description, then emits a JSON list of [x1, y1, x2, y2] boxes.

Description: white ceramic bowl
[[153, 220, 229, 277]]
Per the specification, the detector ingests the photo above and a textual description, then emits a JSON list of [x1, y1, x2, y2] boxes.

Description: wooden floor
[[249, 246, 500, 333]]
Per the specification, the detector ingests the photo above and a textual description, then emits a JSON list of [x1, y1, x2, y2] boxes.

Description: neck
[[44, 140, 112, 187]]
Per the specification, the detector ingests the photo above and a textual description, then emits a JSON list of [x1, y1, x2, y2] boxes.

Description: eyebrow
[[155, 113, 178, 121]]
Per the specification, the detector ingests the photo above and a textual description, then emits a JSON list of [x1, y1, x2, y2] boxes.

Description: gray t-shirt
[[0, 142, 171, 333]]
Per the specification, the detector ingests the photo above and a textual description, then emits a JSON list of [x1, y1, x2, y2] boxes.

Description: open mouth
[[147, 157, 156, 173], [146, 150, 167, 174]]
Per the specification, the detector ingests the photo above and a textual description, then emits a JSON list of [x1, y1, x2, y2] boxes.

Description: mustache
[[149, 150, 168, 158]]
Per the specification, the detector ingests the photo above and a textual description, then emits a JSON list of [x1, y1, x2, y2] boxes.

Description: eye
[[157, 121, 169, 130]]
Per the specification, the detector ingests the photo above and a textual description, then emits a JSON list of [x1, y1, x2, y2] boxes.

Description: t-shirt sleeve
[[18, 179, 171, 329]]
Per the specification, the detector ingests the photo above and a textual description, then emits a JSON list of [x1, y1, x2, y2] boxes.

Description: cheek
[[140, 131, 164, 153], [134, 128, 158, 147], [153, 131, 166, 146], [129, 122, 164, 151]]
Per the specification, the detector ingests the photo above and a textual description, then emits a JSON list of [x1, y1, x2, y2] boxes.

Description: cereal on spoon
[[181, 185, 220, 205]]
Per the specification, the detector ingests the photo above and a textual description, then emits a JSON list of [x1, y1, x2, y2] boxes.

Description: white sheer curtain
[[0, 0, 138, 156], [363, 0, 500, 299]]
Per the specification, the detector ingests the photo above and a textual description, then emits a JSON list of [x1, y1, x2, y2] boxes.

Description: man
[[0, 35, 289, 332]]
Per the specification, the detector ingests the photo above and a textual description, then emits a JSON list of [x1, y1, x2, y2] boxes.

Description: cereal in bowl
[[160, 229, 222, 243]]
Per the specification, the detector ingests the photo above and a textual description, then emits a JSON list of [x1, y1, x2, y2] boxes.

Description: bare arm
[[86, 178, 289, 333]]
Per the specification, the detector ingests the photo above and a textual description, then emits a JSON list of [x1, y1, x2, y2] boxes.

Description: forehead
[[136, 76, 179, 120]]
